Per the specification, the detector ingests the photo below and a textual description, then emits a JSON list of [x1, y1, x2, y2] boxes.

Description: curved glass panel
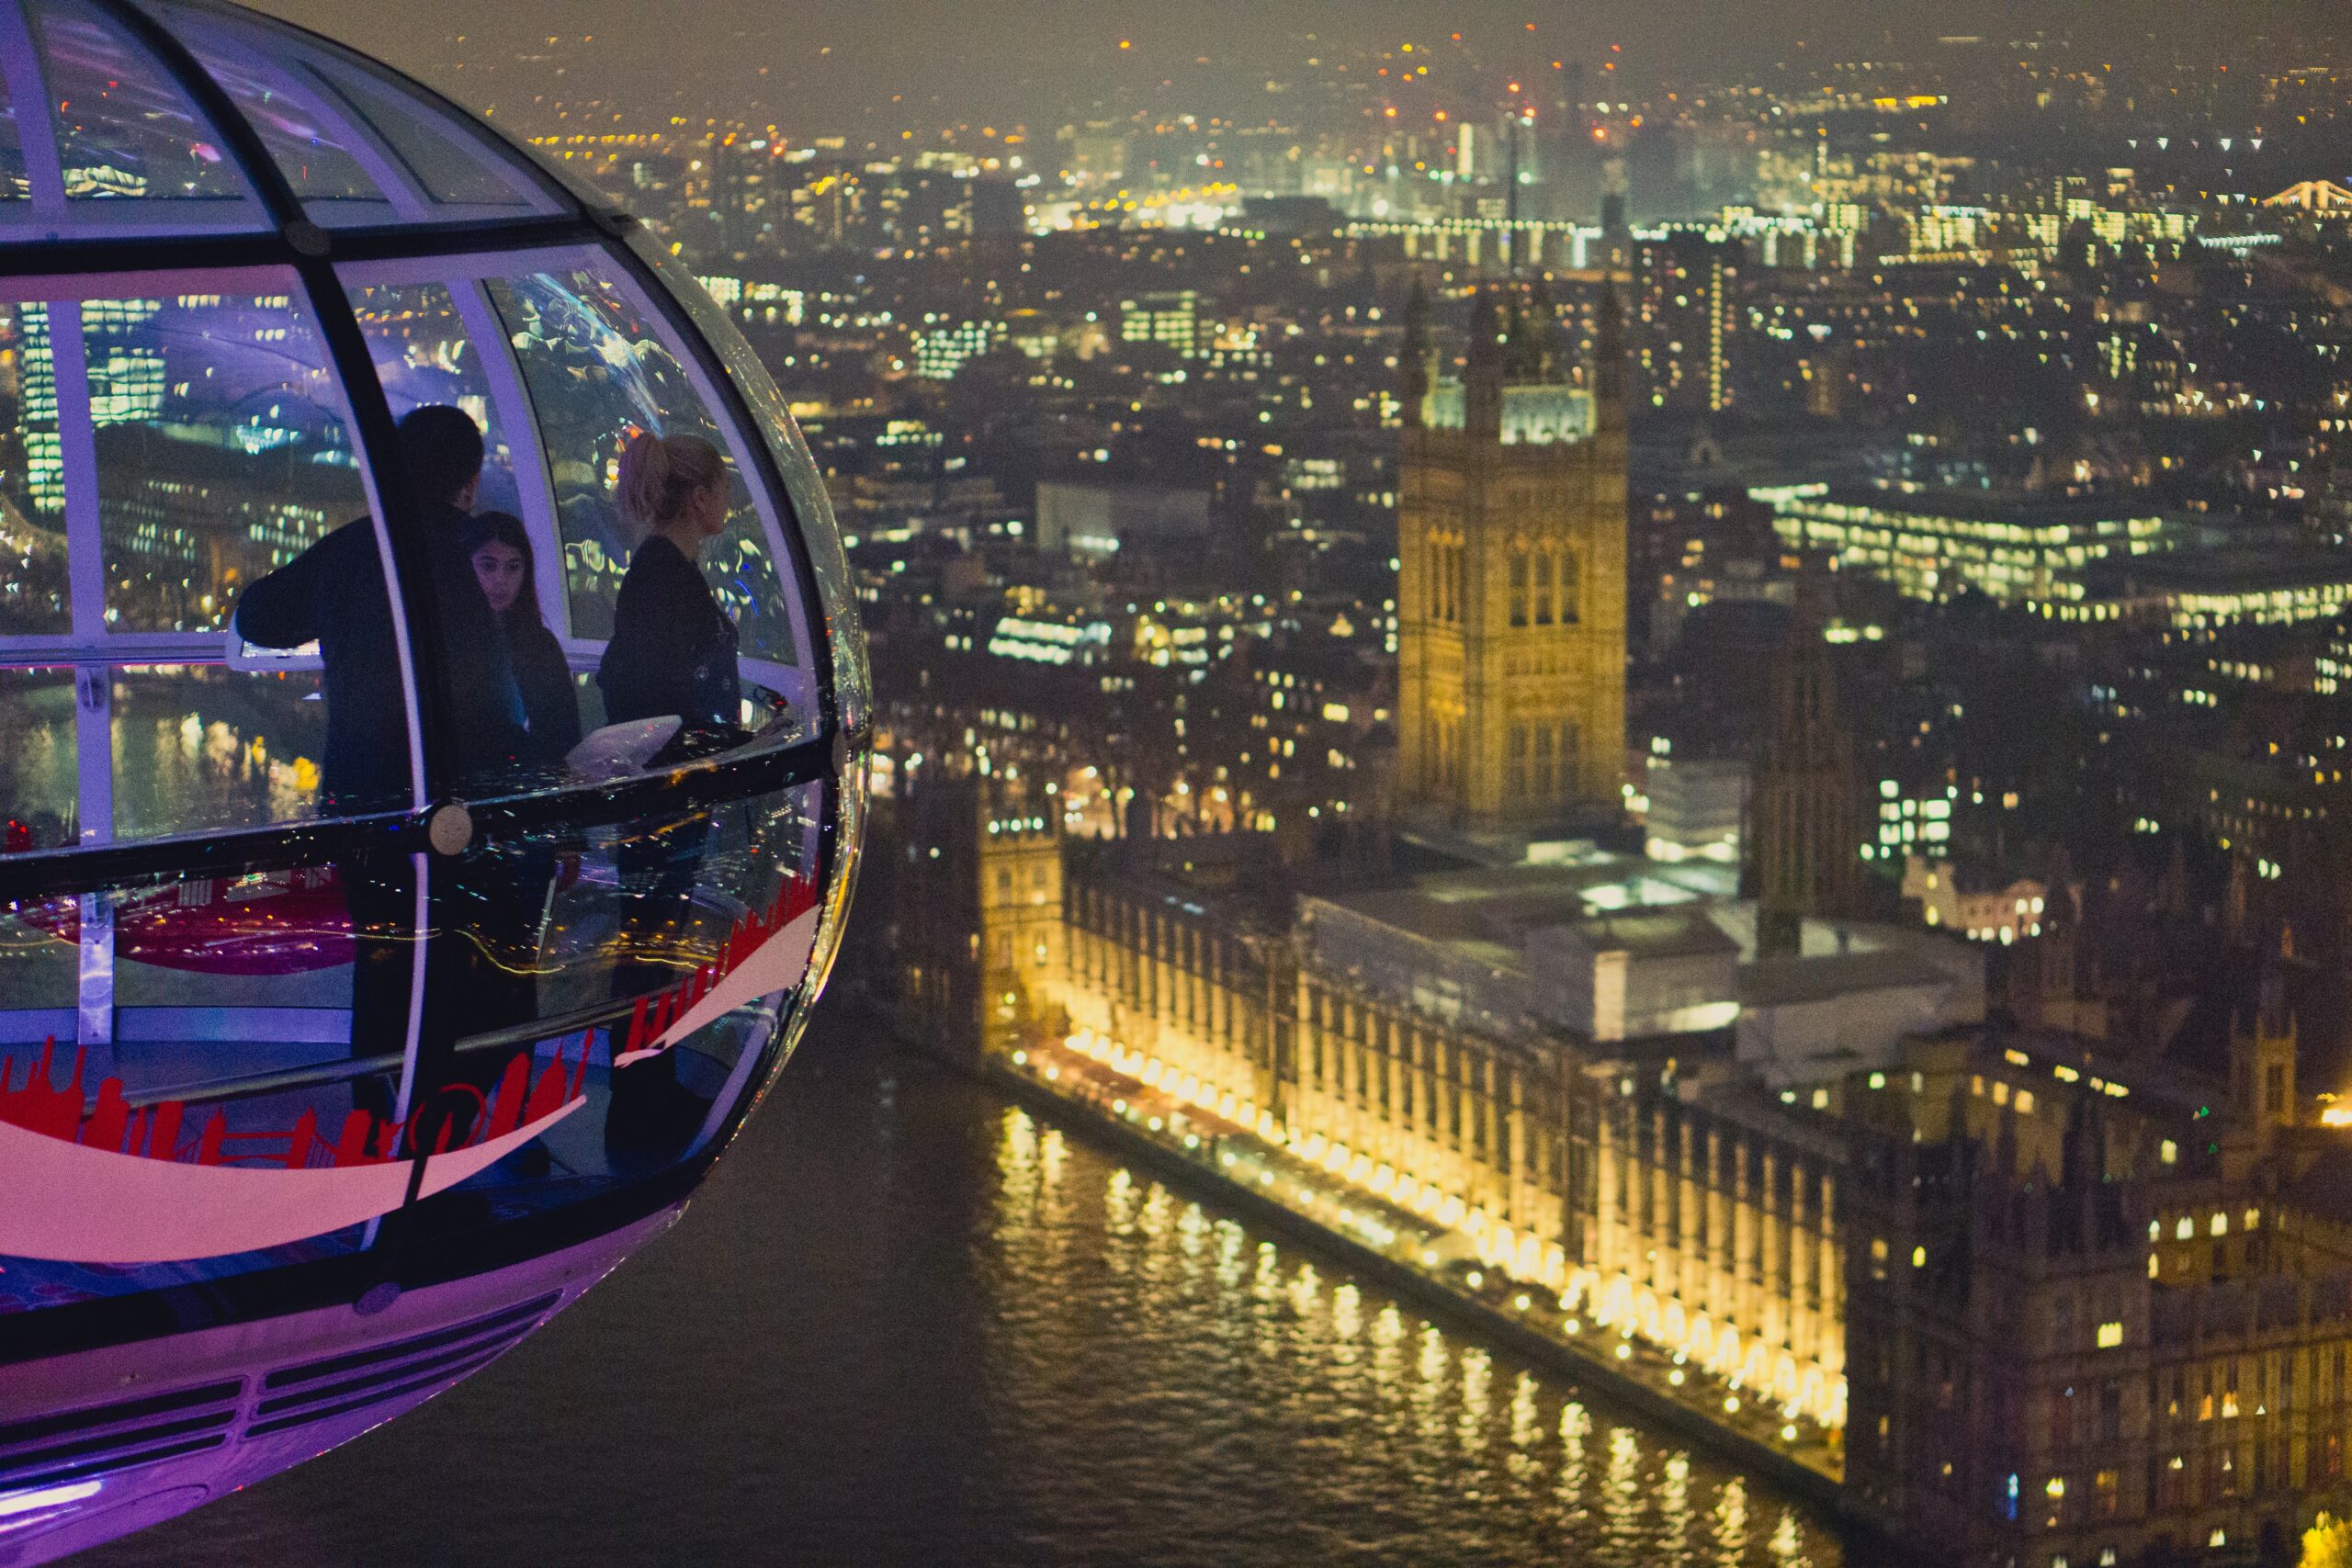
[[624, 231, 870, 730], [481, 263, 804, 669], [0, 3, 864, 1548], [86, 287, 363, 633], [177, 27, 391, 219], [0, 273, 415, 844], [0, 664, 73, 846], [0, 302, 69, 633], [33, 0, 251, 207], [296, 50, 560, 215], [0, 775, 823, 1312], [346, 278, 523, 516], [0, 52, 30, 202]]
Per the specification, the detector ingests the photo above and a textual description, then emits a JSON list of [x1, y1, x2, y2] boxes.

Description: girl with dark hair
[[435, 512, 583, 1067], [469, 511, 582, 768]]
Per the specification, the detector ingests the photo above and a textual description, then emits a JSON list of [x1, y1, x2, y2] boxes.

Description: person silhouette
[[233, 406, 527, 1098], [469, 510, 582, 768], [236, 405, 527, 807], [596, 432, 742, 1156], [596, 431, 740, 744]]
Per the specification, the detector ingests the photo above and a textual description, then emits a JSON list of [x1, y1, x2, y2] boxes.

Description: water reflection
[[988, 1104, 1842, 1567], [78, 1030, 1847, 1568]]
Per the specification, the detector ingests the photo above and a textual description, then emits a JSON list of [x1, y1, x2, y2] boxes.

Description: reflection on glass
[[299, 50, 545, 210], [35, 0, 248, 202], [0, 304, 69, 634], [85, 288, 364, 634], [0, 664, 74, 848], [0, 49, 28, 201], [0, 773, 823, 1311], [483, 267, 800, 663], [627, 232, 860, 716], [347, 279, 521, 515], [108, 664, 326, 837], [180, 32, 383, 206]]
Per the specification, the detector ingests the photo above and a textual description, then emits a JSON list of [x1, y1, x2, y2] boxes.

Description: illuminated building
[[2041, 552, 2352, 632], [1055, 840, 1292, 1126], [1396, 286, 1627, 827], [1588, 1066, 1849, 1429], [1766, 487, 2165, 606], [1033, 479, 1211, 561], [1902, 857, 2047, 944], [1873, 777, 1958, 863], [1843, 985, 2352, 1564], [1635, 231, 1740, 414], [915, 317, 1003, 380], [1644, 757, 1747, 864], [1119, 289, 1202, 358]]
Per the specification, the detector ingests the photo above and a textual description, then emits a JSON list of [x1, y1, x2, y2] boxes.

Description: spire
[[1504, 292, 1544, 383], [1527, 276, 1560, 384], [1399, 279, 1431, 429], [1464, 288, 1504, 440], [1592, 281, 1626, 432], [1751, 564, 1862, 957]]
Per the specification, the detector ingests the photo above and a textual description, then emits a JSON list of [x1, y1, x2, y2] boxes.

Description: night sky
[[248, 0, 2343, 137]]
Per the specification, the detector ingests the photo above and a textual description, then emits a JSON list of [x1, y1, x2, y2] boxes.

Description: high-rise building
[[1635, 231, 1741, 414], [1396, 285, 1628, 828], [1749, 584, 1866, 955]]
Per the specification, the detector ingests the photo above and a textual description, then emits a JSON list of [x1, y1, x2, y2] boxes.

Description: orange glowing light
[[2324, 1106, 2352, 1128], [1118, 39, 1132, 49]]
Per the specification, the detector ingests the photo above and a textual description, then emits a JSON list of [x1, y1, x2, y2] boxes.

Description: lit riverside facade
[[878, 787, 2352, 1563]]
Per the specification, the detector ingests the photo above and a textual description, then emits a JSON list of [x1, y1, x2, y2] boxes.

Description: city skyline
[[7, 0, 2352, 1563], [253, 0, 2352, 151]]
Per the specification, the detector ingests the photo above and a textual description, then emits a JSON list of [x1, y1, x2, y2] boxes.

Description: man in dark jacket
[[233, 406, 529, 1083], [233, 405, 526, 807]]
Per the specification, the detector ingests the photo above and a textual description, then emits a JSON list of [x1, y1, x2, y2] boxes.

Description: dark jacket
[[234, 502, 526, 809], [596, 536, 739, 731], [506, 615, 584, 767]]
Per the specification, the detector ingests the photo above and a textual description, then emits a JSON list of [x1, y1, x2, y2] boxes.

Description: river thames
[[81, 1006, 1852, 1567]]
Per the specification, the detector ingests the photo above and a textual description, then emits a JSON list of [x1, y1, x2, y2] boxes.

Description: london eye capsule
[[0, 2, 868, 1558]]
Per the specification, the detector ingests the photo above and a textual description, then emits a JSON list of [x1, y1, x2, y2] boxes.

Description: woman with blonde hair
[[596, 431, 747, 1155], [596, 430, 740, 739]]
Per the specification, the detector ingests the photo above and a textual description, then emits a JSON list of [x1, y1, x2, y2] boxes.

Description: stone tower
[[1396, 285, 1627, 828], [2230, 964, 2297, 1155], [1749, 578, 1863, 955]]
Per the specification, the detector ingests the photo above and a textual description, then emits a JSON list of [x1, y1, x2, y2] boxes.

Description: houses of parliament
[[862, 284, 2352, 1566]]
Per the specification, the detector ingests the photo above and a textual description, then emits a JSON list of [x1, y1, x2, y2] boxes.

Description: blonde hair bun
[[616, 430, 727, 531]]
